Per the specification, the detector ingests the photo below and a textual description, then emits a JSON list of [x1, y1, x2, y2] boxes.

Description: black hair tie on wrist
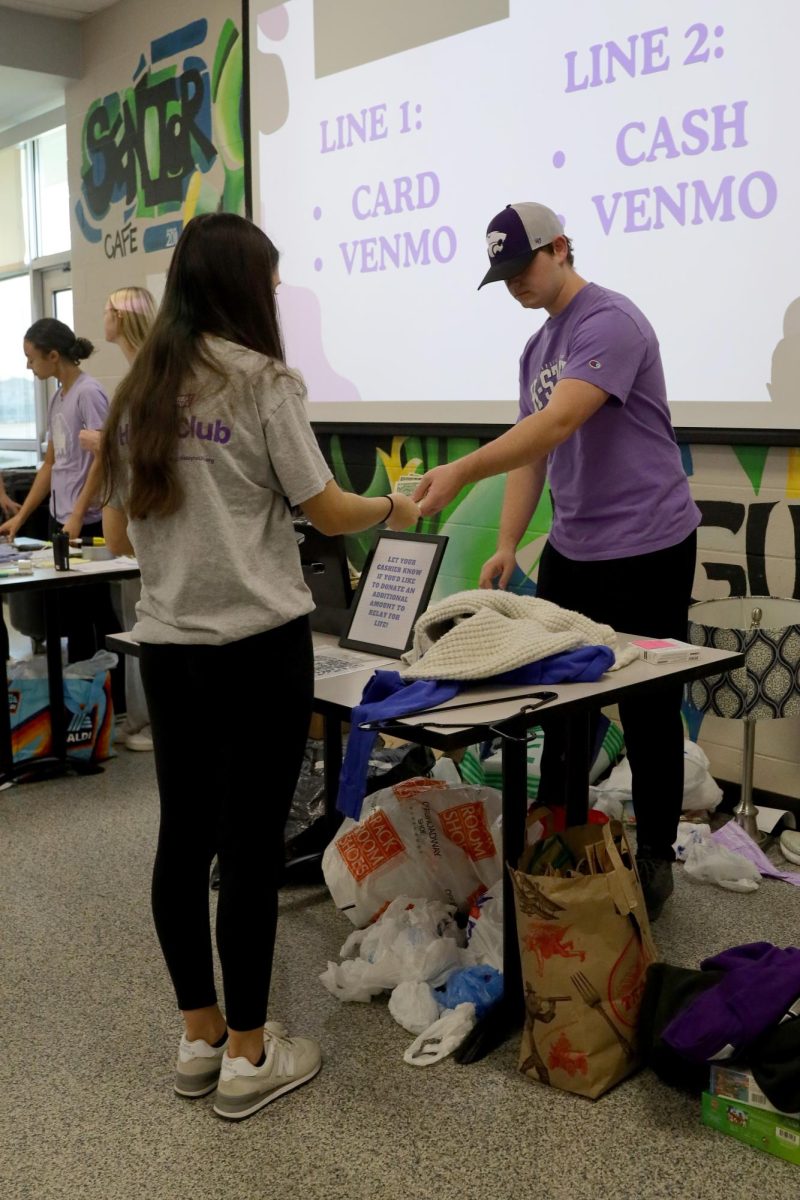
[[382, 494, 394, 524]]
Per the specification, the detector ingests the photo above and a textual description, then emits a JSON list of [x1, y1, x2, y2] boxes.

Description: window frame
[[0, 124, 71, 467]]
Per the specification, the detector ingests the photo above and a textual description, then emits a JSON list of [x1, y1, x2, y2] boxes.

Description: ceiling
[[0, 63, 71, 131], [0, 0, 118, 134], [1, 0, 116, 18]]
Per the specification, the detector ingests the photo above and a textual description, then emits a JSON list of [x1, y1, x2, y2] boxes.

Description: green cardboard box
[[702, 1092, 800, 1166]]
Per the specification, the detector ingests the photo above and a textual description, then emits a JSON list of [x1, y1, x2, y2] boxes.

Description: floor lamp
[[688, 597, 800, 844]]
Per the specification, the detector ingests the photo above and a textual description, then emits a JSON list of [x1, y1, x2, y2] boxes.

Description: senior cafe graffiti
[[74, 16, 244, 259]]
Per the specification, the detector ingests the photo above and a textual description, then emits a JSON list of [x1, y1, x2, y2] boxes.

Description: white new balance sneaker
[[124, 725, 154, 752], [174, 1032, 228, 1098], [212, 1025, 321, 1121]]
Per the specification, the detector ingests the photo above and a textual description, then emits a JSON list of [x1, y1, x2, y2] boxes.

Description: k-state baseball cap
[[479, 202, 565, 289]]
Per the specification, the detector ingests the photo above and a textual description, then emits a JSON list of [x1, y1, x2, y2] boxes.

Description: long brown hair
[[101, 213, 284, 519]]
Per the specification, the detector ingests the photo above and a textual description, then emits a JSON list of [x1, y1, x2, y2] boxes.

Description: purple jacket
[[663, 942, 800, 1063]]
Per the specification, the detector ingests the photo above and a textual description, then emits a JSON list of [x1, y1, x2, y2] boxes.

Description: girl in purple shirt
[[1, 319, 115, 663]]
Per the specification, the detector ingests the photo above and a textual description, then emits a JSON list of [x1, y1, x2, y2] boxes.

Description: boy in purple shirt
[[414, 203, 701, 919]]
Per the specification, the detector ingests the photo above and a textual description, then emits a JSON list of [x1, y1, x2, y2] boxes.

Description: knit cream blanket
[[401, 589, 637, 681]]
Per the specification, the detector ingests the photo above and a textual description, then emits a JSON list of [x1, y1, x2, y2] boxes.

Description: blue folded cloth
[[336, 645, 615, 819], [336, 673, 459, 819]]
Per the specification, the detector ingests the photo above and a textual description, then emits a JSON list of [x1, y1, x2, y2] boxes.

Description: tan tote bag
[[511, 821, 658, 1099]]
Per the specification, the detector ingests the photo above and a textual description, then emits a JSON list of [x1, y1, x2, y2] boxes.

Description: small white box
[[630, 637, 701, 665]]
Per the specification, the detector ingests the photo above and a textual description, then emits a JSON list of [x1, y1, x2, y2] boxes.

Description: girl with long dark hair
[[101, 213, 418, 1122]]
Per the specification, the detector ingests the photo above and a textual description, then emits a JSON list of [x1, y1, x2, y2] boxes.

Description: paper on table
[[712, 820, 800, 888], [70, 557, 138, 573], [313, 647, 382, 679]]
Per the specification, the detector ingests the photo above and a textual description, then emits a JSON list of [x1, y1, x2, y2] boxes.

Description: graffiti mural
[[319, 433, 800, 601], [74, 17, 244, 259]]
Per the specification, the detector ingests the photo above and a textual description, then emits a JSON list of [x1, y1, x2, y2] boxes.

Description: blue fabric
[[491, 644, 615, 685], [336, 645, 615, 820], [336, 672, 459, 818]]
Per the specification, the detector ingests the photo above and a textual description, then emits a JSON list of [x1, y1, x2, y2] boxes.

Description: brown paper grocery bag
[[511, 821, 657, 1100]]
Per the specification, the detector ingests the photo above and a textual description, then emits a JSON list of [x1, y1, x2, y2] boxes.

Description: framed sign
[[340, 531, 448, 657]]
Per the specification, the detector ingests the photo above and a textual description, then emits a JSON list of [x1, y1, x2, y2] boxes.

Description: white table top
[[0, 557, 140, 593], [311, 633, 743, 736]]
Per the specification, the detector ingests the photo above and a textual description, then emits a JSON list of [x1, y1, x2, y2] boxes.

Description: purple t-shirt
[[518, 282, 700, 561], [47, 372, 109, 524]]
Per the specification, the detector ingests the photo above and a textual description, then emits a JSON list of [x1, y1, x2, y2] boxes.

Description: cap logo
[[588, 359, 602, 369], [486, 230, 507, 257]]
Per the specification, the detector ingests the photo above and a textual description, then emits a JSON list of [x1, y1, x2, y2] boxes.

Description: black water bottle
[[52, 530, 70, 571]]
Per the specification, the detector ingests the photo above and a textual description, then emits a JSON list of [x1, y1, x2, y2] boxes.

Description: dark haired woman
[[100, 212, 419, 1121], [0, 319, 115, 663]]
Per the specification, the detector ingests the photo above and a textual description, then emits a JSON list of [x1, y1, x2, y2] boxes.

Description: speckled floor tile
[[2, 751, 799, 1200]]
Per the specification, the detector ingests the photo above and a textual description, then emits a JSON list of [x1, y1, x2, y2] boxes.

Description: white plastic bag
[[465, 882, 503, 972], [63, 649, 118, 680], [403, 1003, 476, 1066], [589, 740, 723, 817], [681, 741, 724, 813], [322, 780, 503, 927], [681, 829, 761, 893], [388, 981, 442, 1033], [319, 896, 467, 1002], [674, 820, 711, 861]]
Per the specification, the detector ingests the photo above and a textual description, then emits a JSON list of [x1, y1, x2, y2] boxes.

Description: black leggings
[[535, 530, 697, 860], [139, 616, 314, 1031]]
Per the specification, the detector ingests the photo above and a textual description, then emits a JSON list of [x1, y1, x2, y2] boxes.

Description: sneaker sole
[[174, 1067, 223, 1098], [212, 1061, 321, 1121], [174, 1078, 219, 1098]]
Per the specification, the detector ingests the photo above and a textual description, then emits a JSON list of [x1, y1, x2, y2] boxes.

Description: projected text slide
[[251, 2, 799, 427]]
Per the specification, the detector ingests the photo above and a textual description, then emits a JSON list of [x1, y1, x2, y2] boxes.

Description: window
[[0, 122, 71, 468], [54, 287, 73, 329], [33, 127, 70, 259], [0, 273, 36, 465]]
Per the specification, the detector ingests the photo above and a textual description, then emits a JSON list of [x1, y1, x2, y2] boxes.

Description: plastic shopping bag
[[321, 779, 503, 927], [8, 667, 116, 764], [319, 896, 466, 1001], [682, 831, 761, 893]]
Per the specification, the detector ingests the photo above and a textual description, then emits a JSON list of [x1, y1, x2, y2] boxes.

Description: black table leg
[[44, 590, 67, 760], [0, 657, 14, 784], [322, 712, 343, 836], [563, 712, 592, 827]]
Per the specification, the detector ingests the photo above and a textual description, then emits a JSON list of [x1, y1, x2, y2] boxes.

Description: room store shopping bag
[[511, 820, 657, 1099], [8, 670, 115, 764], [322, 780, 502, 927]]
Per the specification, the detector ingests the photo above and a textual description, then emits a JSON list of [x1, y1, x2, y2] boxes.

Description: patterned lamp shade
[[689, 598, 800, 721]]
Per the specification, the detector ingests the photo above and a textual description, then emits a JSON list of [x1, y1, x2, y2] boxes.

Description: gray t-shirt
[[110, 337, 332, 644]]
